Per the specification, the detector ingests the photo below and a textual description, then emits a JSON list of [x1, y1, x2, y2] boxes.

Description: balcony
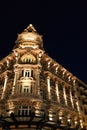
[[9, 93, 42, 101], [0, 111, 79, 130]]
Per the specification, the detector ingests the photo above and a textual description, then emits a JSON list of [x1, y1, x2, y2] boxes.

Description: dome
[[15, 24, 43, 49]]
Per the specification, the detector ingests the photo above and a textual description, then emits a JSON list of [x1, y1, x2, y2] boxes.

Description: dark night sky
[[0, 1, 87, 83]]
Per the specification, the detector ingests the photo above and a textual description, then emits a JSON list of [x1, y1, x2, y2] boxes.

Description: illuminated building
[[0, 24, 87, 130]]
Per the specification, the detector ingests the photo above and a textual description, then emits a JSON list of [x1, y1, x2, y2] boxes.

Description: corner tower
[[8, 24, 45, 117], [0, 24, 86, 130], [15, 24, 43, 50]]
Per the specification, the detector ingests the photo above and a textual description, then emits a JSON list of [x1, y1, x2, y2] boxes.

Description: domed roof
[[15, 24, 43, 49]]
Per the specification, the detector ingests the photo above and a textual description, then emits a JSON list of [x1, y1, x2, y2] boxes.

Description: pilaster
[[1, 74, 8, 99], [55, 81, 60, 103], [12, 68, 18, 95], [47, 75, 51, 100], [70, 88, 74, 108], [36, 68, 41, 96], [63, 85, 67, 106]]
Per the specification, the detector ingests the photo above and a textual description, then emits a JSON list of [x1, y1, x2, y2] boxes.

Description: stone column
[[1, 75, 8, 99], [70, 89, 74, 108], [12, 68, 18, 95], [37, 69, 40, 95], [63, 85, 67, 106], [47, 75, 51, 100], [55, 81, 60, 103], [38, 52, 42, 65], [73, 79, 80, 112], [73, 78, 84, 129], [14, 50, 19, 64]]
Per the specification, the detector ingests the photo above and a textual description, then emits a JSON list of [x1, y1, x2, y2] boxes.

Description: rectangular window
[[18, 106, 31, 116], [22, 70, 30, 77], [25, 71, 30, 77], [22, 70, 34, 77], [24, 86, 29, 93]]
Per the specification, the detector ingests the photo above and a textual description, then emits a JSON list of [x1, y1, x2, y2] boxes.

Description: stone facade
[[0, 24, 87, 130]]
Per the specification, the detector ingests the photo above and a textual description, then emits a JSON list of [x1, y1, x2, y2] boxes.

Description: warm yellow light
[[67, 119, 71, 122], [49, 114, 53, 121], [6, 59, 9, 67], [47, 76, 50, 93], [49, 117, 53, 121], [35, 110, 39, 114], [55, 67, 58, 73], [9, 111, 14, 114], [59, 116, 62, 120], [24, 37, 34, 40], [80, 119, 83, 128], [63, 87, 67, 105], [47, 61, 51, 68], [75, 121, 77, 125]]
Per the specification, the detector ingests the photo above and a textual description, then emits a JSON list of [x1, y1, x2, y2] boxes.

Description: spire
[[24, 24, 37, 32]]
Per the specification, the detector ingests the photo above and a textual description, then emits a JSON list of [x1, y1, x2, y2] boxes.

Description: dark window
[[22, 70, 24, 76], [24, 87, 29, 93], [31, 85, 32, 93], [31, 70, 33, 77]]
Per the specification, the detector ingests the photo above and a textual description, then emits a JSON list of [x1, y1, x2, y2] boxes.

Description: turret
[[15, 24, 43, 50]]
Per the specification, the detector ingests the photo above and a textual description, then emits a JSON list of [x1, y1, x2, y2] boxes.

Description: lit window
[[21, 70, 33, 78], [24, 70, 30, 77], [48, 112, 56, 121], [24, 88, 29, 93], [21, 53, 36, 64], [18, 106, 31, 116], [24, 85, 33, 94]]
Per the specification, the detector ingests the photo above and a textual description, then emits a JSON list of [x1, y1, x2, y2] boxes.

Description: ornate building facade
[[0, 24, 87, 130]]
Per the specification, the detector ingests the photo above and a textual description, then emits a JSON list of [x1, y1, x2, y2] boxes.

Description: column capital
[[14, 66, 18, 73], [72, 76, 76, 84], [47, 75, 50, 79], [36, 67, 41, 73], [55, 80, 58, 84], [4, 72, 8, 78], [6, 59, 10, 67], [5, 75, 8, 79], [47, 60, 52, 69]]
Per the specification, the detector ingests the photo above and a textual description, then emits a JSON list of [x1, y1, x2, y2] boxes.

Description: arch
[[21, 53, 36, 64]]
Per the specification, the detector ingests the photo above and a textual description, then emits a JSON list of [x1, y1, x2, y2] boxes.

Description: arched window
[[21, 53, 36, 64]]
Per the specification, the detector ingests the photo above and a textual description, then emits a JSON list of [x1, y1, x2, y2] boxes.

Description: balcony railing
[[9, 93, 42, 100]]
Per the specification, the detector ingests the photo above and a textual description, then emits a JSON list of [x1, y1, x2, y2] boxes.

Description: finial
[[24, 24, 37, 32]]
